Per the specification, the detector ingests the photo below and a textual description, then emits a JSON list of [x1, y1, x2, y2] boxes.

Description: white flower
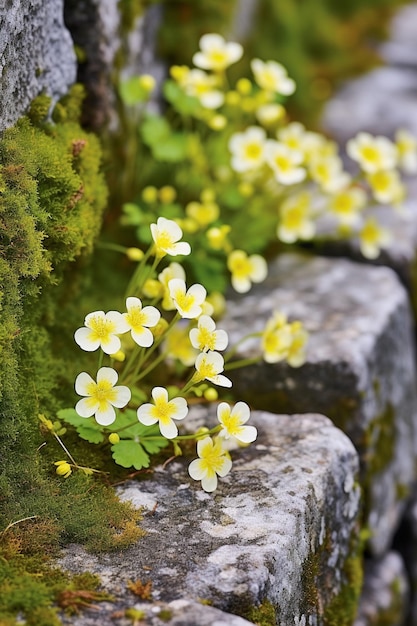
[[151, 217, 191, 258], [74, 310, 129, 355], [395, 129, 417, 174], [308, 155, 350, 193], [168, 278, 207, 319], [193, 33, 243, 71], [327, 187, 367, 225], [194, 351, 232, 387], [75, 367, 131, 426], [182, 68, 224, 109], [277, 192, 315, 243], [189, 315, 228, 352], [265, 140, 306, 185], [251, 58, 295, 95], [255, 103, 286, 126], [228, 126, 267, 172], [188, 436, 232, 492], [123, 297, 160, 347], [367, 169, 405, 205], [347, 132, 398, 173], [227, 250, 267, 293], [217, 402, 257, 443], [137, 387, 188, 439], [359, 218, 391, 259]]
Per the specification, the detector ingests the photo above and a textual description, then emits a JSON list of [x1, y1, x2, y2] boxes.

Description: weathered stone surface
[[354, 551, 409, 626], [59, 410, 360, 626], [0, 0, 76, 130], [223, 253, 417, 555]]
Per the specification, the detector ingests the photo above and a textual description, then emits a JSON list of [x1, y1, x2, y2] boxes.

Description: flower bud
[[109, 433, 120, 445], [126, 247, 144, 262]]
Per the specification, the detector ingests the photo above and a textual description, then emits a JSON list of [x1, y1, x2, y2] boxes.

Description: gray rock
[[354, 551, 409, 626], [0, 0, 76, 130], [222, 254, 417, 555], [58, 410, 361, 626]]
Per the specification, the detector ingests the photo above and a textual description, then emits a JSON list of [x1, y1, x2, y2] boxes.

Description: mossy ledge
[[0, 89, 144, 624]]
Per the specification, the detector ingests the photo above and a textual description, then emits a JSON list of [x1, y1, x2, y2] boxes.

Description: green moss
[[322, 543, 364, 625], [240, 600, 277, 626], [158, 609, 173, 621]]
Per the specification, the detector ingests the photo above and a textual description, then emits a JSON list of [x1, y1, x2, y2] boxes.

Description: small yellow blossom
[[189, 315, 228, 352], [236, 78, 252, 95], [111, 350, 126, 362], [108, 433, 120, 445], [227, 250, 267, 294], [261, 313, 292, 363], [194, 351, 232, 387], [256, 103, 286, 126], [75, 367, 131, 426], [138, 74, 156, 92], [142, 278, 164, 299], [217, 402, 257, 443], [395, 129, 417, 174], [151, 217, 191, 258], [228, 126, 267, 172], [168, 278, 207, 319], [159, 186, 177, 204], [277, 192, 315, 243], [170, 65, 189, 82], [251, 58, 295, 95], [207, 114, 227, 130], [55, 461, 72, 478], [126, 247, 145, 262], [181, 68, 224, 109], [327, 187, 367, 225], [347, 132, 398, 173], [188, 436, 232, 492], [137, 387, 188, 439], [141, 186, 158, 203], [193, 33, 243, 72], [308, 155, 350, 193], [206, 225, 232, 252], [186, 200, 219, 226], [277, 122, 308, 153], [74, 310, 129, 355], [359, 218, 391, 259], [367, 169, 405, 205]]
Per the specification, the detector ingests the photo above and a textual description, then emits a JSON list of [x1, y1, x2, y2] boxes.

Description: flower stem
[[224, 356, 261, 371]]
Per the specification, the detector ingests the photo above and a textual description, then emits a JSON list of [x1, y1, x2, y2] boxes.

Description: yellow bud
[[141, 186, 158, 203], [109, 433, 120, 445], [152, 318, 169, 338], [111, 350, 126, 362], [208, 114, 227, 131], [143, 278, 164, 299], [238, 182, 254, 197], [181, 217, 199, 233], [196, 427, 210, 436], [236, 78, 252, 95], [225, 90, 241, 106], [138, 74, 156, 92], [170, 65, 189, 82], [126, 247, 144, 261], [55, 461, 72, 478], [204, 387, 218, 401], [200, 188, 216, 203], [159, 185, 177, 204]]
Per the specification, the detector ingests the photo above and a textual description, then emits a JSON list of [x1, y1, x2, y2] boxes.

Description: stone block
[[0, 0, 76, 130], [223, 253, 417, 555], [354, 552, 409, 626], [59, 410, 361, 626]]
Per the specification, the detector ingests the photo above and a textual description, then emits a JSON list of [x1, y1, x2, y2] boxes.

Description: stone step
[[58, 410, 361, 625], [223, 253, 417, 556]]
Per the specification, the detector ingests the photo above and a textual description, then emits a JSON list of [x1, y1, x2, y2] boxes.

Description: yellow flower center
[[244, 142, 262, 161], [230, 256, 252, 278], [274, 155, 291, 171], [175, 291, 194, 313], [155, 231, 174, 251], [197, 358, 217, 379], [284, 206, 305, 229], [361, 145, 380, 165], [88, 316, 116, 340], [197, 326, 216, 351], [221, 412, 241, 436], [333, 193, 354, 214], [86, 380, 117, 412], [125, 307, 146, 331], [152, 400, 176, 425], [200, 443, 225, 473], [208, 49, 228, 67]]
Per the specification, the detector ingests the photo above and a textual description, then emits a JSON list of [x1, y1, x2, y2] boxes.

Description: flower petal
[[112, 385, 132, 408], [170, 397, 188, 420], [131, 326, 154, 347], [235, 425, 258, 443], [151, 387, 168, 403], [74, 327, 100, 352], [188, 458, 206, 481], [75, 371, 95, 396], [96, 367, 118, 386], [100, 334, 121, 355], [76, 397, 98, 418], [216, 456, 233, 477], [95, 404, 116, 426], [201, 472, 218, 492], [159, 418, 178, 439]]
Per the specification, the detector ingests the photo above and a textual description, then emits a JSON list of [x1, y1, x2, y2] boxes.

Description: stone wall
[[2, 3, 417, 625]]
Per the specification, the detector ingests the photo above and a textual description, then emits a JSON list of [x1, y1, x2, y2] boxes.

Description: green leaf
[[121, 202, 145, 226], [141, 437, 169, 455], [163, 80, 200, 115], [140, 115, 171, 146], [57, 408, 105, 444], [152, 134, 188, 162], [111, 440, 150, 470], [119, 77, 149, 105]]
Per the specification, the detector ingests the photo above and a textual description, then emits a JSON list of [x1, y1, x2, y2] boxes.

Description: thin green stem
[[96, 241, 129, 254], [97, 350, 104, 370], [224, 332, 262, 362], [224, 356, 262, 371]]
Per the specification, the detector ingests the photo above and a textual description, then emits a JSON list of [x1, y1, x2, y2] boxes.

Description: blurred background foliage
[[158, 0, 408, 127]]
